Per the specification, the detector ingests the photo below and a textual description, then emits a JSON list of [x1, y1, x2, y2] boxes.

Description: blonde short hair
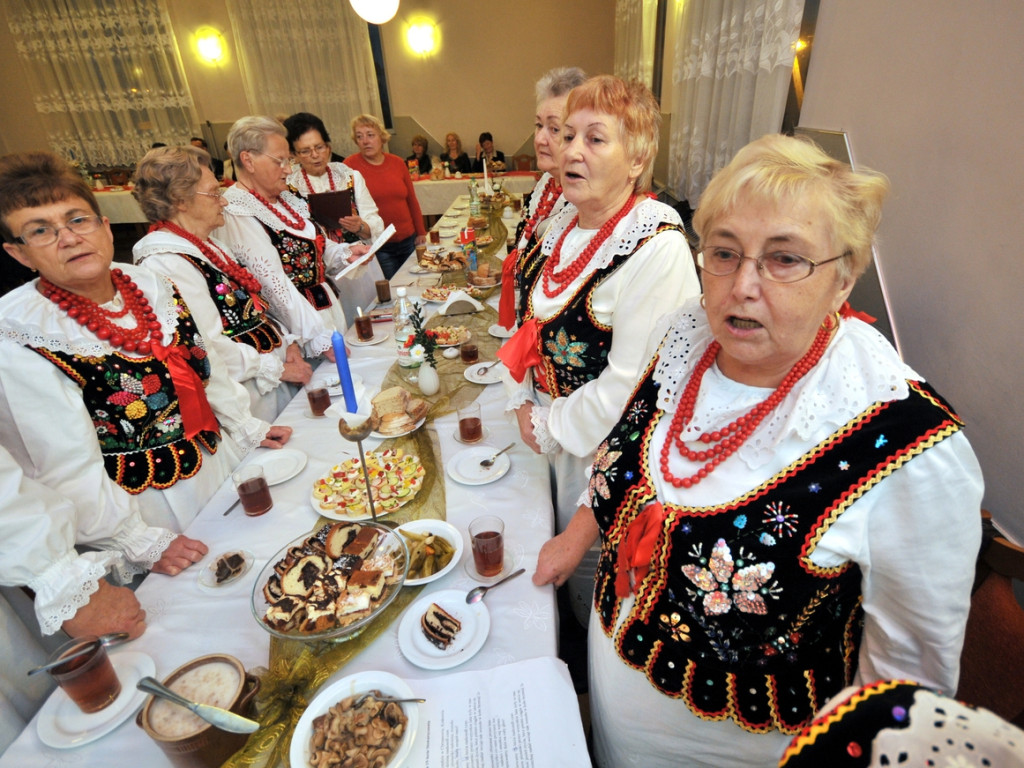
[[693, 134, 891, 281], [564, 75, 661, 194], [132, 146, 210, 223], [350, 114, 391, 144]]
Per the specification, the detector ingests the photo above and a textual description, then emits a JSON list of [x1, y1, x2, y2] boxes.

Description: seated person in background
[[407, 134, 432, 176], [189, 136, 224, 180], [440, 132, 471, 175], [0, 442, 206, 640], [472, 131, 505, 173]]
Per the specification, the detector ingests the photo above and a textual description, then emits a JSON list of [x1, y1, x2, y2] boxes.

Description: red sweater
[[343, 153, 425, 242]]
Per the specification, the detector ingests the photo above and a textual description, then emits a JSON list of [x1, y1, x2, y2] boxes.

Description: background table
[[94, 188, 147, 224], [413, 172, 538, 215]]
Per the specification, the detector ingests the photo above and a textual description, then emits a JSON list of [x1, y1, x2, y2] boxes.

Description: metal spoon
[[480, 443, 515, 467], [27, 631, 130, 676], [353, 693, 426, 708], [466, 567, 525, 604], [137, 676, 260, 734]]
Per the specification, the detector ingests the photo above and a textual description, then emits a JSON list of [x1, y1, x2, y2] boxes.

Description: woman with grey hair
[[132, 145, 314, 421], [213, 116, 370, 354]]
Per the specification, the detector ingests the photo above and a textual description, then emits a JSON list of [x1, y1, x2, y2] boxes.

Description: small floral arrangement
[[408, 301, 438, 367]]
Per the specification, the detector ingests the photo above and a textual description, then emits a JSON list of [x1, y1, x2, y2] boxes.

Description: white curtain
[[614, 0, 659, 87], [225, 0, 382, 156], [3, 0, 198, 168], [667, 0, 804, 204]]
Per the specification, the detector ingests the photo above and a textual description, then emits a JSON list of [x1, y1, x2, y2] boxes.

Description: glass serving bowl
[[250, 521, 408, 643]]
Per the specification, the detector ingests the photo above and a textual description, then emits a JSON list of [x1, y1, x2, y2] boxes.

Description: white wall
[[800, 2, 1024, 541]]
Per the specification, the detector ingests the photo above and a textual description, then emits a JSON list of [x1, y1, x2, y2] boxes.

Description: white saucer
[[197, 549, 254, 590], [348, 332, 389, 347], [408, 265, 432, 274], [464, 361, 505, 385], [250, 448, 307, 485], [464, 552, 515, 583], [445, 446, 511, 485], [398, 589, 490, 670], [37, 651, 155, 749], [488, 323, 516, 339]]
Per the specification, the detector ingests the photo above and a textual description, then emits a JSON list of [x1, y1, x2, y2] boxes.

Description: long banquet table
[[412, 172, 538, 215], [0, 215, 589, 766]]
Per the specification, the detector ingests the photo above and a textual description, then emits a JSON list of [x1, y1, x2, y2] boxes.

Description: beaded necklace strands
[[301, 166, 334, 194], [519, 177, 561, 251], [541, 194, 636, 298], [659, 321, 834, 488], [244, 186, 305, 230], [153, 221, 267, 312], [40, 269, 163, 355]]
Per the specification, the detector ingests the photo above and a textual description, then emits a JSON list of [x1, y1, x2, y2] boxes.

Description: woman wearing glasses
[[214, 116, 370, 344], [534, 135, 983, 767], [132, 146, 313, 421], [0, 152, 289, 533]]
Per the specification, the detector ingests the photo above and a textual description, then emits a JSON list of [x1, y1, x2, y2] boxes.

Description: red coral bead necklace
[[154, 220, 264, 303], [301, 166, 335, 194], [243, 185, 305, 230], [660, 321, 833, 488], [40, 269, 163, 355]]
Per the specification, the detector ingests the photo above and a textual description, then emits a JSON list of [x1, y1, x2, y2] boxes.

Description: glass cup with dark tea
[[459, 340, 479, 364], [305, 378, 331, 417], [232, 464, 272, 516], [457, 402, 483, 443], [469, 515, 504, 578], [374, 279, 392, 304], [354, 313, 374, 342], [48, 635, 122, 713]]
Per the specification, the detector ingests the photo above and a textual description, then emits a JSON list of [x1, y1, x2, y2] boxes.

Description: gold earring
[[699, 294, 706, 309]]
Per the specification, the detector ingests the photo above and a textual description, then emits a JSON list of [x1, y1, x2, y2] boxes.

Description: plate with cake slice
[[397, 589, 490, 670]]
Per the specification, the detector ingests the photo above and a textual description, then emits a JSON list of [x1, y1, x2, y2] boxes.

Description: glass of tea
[[459, 340, 479, 364], [232, 464, 273, 516], [48, 635, 122, 713], [305, 378, 331, 417], [469, 515, 504, 578], [374, 280, 392, 304], [353, 313, 374, 342], [457, 402, 483, 443]]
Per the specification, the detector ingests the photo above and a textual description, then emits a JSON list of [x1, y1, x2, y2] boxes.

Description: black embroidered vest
[[259, 223, 334, 310], [519, 222, 683, 397], [591, 354, 964, 734], [175, 252, 283, 353], [31, 291, 219, 495]]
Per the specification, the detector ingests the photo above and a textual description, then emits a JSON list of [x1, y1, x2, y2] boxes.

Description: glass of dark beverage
[[429, 229, 441, 245], [232, 464, 273, 516], [469, 515, 504, 578], [305, 378, 331, 417], [457, 402, 483, 443], [353, 314, 374, 342], [460, 341, 479, 364], [374, 279, 392, 304], [48, 635, 122, 713]]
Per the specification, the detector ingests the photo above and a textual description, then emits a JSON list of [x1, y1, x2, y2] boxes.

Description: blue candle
[[331, 331, 358, 412]]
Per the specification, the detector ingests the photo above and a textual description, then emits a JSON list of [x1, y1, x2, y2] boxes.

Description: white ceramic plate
[[371, 416, 425, 441], [464, 552, 515, 583], [348, 332, 390, 347], [445, 446, 511, 486], [408, 265, 431, 274], [433, 328, 470, 348], [197, 549, 254, 590], [463, 361, 505, 385], [398, 589, 490, 670], [289, 670, 419, 768], [396, 519, 465, 586], [488, 323, 515, 339], [37, 651, 155, 749], [251, 448, 307, 486], [451, 426, 491, 445]]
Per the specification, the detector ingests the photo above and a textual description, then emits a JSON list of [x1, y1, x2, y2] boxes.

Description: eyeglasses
[[250, 150, 291, 169], [195, 188, 226, 199], [15, 214, 103, 247], [696, 245, 848, 284], [295, 143, 328, 158]]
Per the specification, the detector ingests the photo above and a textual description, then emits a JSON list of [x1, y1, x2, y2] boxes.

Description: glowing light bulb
[[349, 0, 399, 25]]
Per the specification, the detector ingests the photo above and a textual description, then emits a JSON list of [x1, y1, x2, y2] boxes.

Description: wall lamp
[[195, 27, 227, 66], [349, 0, 399, 25]]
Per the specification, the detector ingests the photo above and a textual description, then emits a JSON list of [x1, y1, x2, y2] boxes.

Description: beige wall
[[800, 2, 1024, 541], [0, 0, 614, 159]]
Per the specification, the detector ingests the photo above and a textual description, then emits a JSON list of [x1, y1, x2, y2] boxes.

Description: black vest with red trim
[[590, 353, 964, 734], [175, 252, 283, 353], [29, 289, 219, 495], [517, 220, 684, 397], [258, 223, 334, 310]]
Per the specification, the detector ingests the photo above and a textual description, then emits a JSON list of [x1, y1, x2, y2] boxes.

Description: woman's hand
[[323, 346, 336, 363], [415, 234, 427, 246], [260, 425, 293, 449], [346, 243, 371, 264], [280, 343, 312, 384], [151, 535, 208, 577], [534, 506, 600, 587], [62, 580, 147, 640], [515, 402, 541, 453], [339, 215, 368, 238]]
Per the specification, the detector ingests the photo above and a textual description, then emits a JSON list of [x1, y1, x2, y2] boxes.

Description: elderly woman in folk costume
[[498, 75, 701, 625]]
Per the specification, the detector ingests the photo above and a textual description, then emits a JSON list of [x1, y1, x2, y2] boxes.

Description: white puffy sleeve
[[810, 431, 984, 694], [542, 229, 701, 457], [214, 212, 334, 356]]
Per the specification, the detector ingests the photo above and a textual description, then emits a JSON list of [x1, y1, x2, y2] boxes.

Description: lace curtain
[[667, 0, 804, 205], [225, 0, 381, 156], [4, 0, 197, 168], [613, 0, 659, 87]]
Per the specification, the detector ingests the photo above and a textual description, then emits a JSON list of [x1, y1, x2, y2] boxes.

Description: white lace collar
[[286, 163, 353, 197], [223, 184, 315, 238], [540, 196, 682, 274], [652, 296, 917, 469], [0, 265, 183, 357]]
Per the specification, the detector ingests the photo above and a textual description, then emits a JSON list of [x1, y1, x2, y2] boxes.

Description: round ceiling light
[[349, 0, 399, 25]]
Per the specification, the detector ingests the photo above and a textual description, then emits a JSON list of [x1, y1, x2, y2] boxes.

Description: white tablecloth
[[413, 173, 538, 215], [0, 254, 569, 766], [94, 189, 147, 225]]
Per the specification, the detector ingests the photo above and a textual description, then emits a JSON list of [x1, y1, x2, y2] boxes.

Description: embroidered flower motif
[[145, 392, 169, 410], [759, 532, 776, 547], [658, 611, 691, 642], [808, 482, 821, 493], [545, 328, 586, 368], [588, 442, 622, 500], [107, 391, 138, 407], [838, 460, 850, 470], [733, 514, 747, 529], [763, 502, 798, 538], [141, 374, 162, 395], [875, 435, 888, 448], [119, 373, 144, 395], [124, 400, 148, 420], [626, 400, 647, 423], [682, 539, 776, 616]]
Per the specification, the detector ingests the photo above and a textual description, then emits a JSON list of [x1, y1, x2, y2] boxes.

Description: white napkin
[[438, 291, 484, 315]]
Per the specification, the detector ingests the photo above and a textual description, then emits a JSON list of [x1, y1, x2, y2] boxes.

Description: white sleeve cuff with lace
[[529, 404, 559, 454], [255, 351, 285, 395], [28, 551, 120, 636]]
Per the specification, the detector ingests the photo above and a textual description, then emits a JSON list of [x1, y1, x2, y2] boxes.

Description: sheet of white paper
[[334, 223, 396, 280], [402, 656, 590, 767]]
